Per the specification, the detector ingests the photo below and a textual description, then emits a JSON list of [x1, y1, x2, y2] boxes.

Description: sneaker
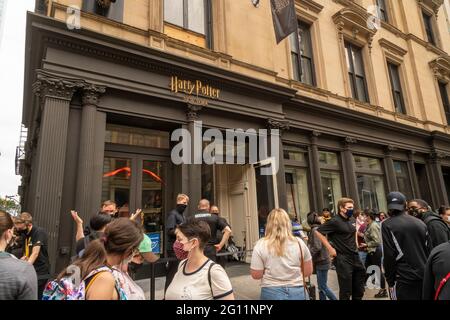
[[374, 289, 388, 298]]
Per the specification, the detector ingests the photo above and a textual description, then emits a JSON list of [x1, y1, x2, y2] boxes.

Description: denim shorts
[[260, 286, 308, 300]]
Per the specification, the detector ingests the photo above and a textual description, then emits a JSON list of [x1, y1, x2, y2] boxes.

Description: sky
[[0, 0, 35, 199]]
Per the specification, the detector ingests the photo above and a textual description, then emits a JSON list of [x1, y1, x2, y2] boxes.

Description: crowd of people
[[1, 190, 450, 300]]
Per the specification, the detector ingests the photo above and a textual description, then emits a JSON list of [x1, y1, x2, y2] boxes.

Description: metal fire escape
[[15, 124, 28, 176]]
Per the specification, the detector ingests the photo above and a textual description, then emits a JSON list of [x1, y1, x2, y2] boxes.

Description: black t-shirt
[[317, 213, 358, 256], [25, 226, 50, 276], [423, 241, 450, 300], [192, 212, 228, 245]]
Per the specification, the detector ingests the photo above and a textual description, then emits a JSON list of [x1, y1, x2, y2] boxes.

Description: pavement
[[135, 261, 389, 300]]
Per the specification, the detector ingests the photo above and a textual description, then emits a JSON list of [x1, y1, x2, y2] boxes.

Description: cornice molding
[[378, 38, 408, 57], [429, 55, 450, 81], [296, 0, 324, 14], [417, 0, 444, 15]]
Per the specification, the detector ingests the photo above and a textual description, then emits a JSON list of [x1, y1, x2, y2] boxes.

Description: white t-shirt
[[250, 237, 312, 287], [165, 259, 233, 300]]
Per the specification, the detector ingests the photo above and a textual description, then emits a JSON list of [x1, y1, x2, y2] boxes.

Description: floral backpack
[[42, 266, 127, 300]]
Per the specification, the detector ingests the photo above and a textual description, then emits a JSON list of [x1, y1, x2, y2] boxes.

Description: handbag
[[297, 239, 315, 300]]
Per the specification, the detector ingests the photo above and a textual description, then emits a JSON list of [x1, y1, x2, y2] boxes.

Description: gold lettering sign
[[170, 76, 220, 100]]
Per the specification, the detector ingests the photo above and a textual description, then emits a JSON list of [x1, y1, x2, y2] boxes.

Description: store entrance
[[102, 151, 171, 256]]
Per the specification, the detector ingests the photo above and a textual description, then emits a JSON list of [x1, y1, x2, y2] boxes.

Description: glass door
[[102, 153, 169, 255]]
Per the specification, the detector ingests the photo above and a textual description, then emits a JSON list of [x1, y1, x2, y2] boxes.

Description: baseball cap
[[387, 192, 406, 211]]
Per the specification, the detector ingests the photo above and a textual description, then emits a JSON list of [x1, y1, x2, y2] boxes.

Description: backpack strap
[[207, 261, 216, 298], [434, 272, 450, 300]]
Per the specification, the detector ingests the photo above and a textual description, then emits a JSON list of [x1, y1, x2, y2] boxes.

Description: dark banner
[[270, 0, 297, 44]]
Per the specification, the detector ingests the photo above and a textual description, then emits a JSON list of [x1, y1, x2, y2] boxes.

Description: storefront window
[[102, 157, 132, 216], [321, 171, 342, 214], [319, 151, 339, 167], [319, 151, 343, 213], [354, 156, 382, 171], [105, 124, 170, 149], [394, 161, 413, 200], [284, 146, 307, 162], [285, 168, 310, 224], [357, 174, 387, 212]]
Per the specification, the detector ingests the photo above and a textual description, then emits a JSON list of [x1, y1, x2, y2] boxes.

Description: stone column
[[149, 0, 163, 33], [407, 151, 420, 198], [427, 152, 449, 207], [186, 104, 203, 217], [31, 71, 84, 273], [384, 145, 398, 192], [309, 131, 323, 212], [267, 119, 290, 211], [341, 137, 359, 206], [74, 84, 106, 223]]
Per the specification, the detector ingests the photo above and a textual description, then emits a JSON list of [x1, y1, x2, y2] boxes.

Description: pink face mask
[[173, 240, 189, 260]]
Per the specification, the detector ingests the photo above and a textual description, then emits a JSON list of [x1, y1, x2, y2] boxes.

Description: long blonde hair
[[263, 208, 296, 257]]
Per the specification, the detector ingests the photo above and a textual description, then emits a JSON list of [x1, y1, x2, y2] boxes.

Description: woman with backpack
[[165, 219, 234, 300], [250, 208, 313, 300], [307, 212, 337, 300], [0, 210, 38, 300], [43, 218, 144, 300]]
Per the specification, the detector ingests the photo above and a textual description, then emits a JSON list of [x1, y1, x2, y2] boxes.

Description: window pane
[[188, 0, 206, 34], [319, 151, 339, 167], [164, 0, 183, 27], [321, 171, 343, 214], [142, 160, 165, 254], [286, 168, 311, 223], [354, 156, 382, 171], [345, 44, 353, 72], [299, 23, 312, 59], [394, 161, 413, 200], [377, 0, 388, 22], [353, 48, 365, 77], [439, 82, 450, 113], [105, 125, 170, 149], [357, 174, 387, 212], [422, 12, 436, 45], [291, 53, 300, 81], [284, 146, 307, 162], [102, 157, 132, 216], [290, 31, 299, 54], [300, 58, 314, 85], [356, 76, 368, 102]]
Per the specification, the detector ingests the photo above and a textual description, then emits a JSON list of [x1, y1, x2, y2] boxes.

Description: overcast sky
[[0, 0, 34, 199]]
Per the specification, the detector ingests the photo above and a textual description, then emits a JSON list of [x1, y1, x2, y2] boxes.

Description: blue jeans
[[358, 251, 368, 266], [316, 266, 338, 300], [261, 286, 308, 300]]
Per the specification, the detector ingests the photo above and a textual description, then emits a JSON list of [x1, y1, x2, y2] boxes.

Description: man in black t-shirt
[[14, 212, 50, 300], [423, 241, 450, 300], [191, 199, 231, 262], [316, 198, 366, 300]]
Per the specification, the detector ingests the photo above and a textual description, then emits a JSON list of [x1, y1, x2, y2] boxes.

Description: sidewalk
[[136, 262, 389, 300]]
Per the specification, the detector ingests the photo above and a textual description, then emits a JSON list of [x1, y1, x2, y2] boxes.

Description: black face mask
[[17, 229, 28, 236], [176, 204, 187, 214]]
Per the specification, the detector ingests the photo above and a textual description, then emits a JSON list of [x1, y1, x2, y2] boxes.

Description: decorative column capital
[[186, 104, 203, 121], [267, 118, 290, 131], [82, 84, 106, 106], [32, 70, 84, 103], [384, 145, 397, 156], [429, 151, 449, 162], [343, 136, 357, 150]]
